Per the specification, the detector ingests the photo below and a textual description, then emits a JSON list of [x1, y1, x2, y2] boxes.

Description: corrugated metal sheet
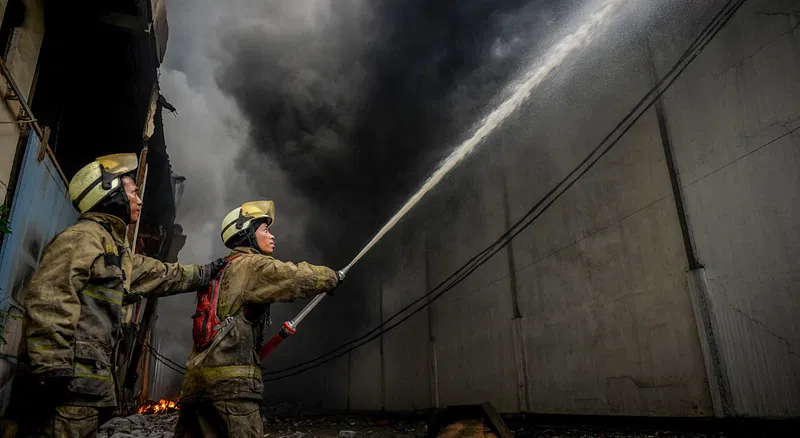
[[0, 131, 78, 410]]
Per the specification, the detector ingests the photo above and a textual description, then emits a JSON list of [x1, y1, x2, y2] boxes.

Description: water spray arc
[[259, 0, 626, 360]]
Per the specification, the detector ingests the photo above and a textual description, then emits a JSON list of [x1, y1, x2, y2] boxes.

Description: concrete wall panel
[[431, 277, 518, 412], [347, 255, 384, 411], [654, 0, 800, 417], [348, 338, 382, 411], [320, 355, 350, 411], [681, 138, 800, 416], [380, 227, 431, 411], [515, 195, 710, 416], [423, 154, 520, 412]]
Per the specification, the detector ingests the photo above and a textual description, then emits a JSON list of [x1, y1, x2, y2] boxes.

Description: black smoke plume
[[215, 0, 573, 264], [157, 0, 576, 404]]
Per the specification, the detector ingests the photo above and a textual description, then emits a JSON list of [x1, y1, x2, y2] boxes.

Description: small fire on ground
[[138, 399, 179, 415]]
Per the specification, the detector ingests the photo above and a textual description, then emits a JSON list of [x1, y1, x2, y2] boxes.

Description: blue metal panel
[[0, 132, 78, 409]]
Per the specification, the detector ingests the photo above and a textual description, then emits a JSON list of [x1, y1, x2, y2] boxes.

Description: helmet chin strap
[[111, 185, 132, 225], [93, 184, 131, 225], [245, 227, 263, 254], [120, 189, 132, 224], [244, 217, 271, 254]]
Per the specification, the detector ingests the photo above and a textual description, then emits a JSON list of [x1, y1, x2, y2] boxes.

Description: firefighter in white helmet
[[2, 154, 226, 438], [175, 201, 343, 438]]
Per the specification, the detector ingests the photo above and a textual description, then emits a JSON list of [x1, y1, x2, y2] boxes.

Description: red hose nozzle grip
[[259, 321, 296, 359]]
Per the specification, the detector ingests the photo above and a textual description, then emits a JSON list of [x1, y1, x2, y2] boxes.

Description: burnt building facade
[[0, 0, 185, 413]]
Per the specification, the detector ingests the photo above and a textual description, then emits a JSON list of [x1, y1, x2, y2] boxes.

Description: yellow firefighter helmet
[[69, 153, 139, 214], [221, 200, 275, 247]]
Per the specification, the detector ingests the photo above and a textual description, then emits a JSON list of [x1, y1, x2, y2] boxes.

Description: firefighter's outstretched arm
[[243, 256, 339, 304], [127, 255, 226, 301]]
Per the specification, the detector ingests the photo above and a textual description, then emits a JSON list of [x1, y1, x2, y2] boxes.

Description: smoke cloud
[[215, 0, 577, 264], [155, 0, 580, 404]]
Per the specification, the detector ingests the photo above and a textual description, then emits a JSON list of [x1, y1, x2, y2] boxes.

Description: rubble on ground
[[262, 415, 427, 437], [98, 412, 178, 438], [97, 412, 743, 438]]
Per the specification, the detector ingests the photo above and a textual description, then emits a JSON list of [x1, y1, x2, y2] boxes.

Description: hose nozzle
[[337, 264, 352, 282]]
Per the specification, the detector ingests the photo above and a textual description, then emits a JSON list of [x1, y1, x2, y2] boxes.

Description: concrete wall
[[262, 0, 799, 418], [651, 0, 800, 417], [347, 18, 713, 416], [0, 0, 44, 204]]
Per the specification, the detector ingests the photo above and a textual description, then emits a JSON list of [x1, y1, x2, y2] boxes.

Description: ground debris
[[98, 411, 749, 438], [263, 414, 426, 438], [509, 428, 734, 438], [99, 412, 178, 438]]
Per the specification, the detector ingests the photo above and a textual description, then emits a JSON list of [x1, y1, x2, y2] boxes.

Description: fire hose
[[259, 264, 352, 359]]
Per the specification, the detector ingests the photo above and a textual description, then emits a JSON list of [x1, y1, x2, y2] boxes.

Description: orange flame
[[138, 398, 179, 414]]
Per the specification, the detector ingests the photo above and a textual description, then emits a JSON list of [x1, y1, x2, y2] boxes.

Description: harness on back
[[190, 254, 272, 366], [191, 254, 242, 350]]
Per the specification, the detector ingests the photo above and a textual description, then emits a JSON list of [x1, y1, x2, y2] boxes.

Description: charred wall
[[31, 0, 176, 235], [0, 0, 182, 412]]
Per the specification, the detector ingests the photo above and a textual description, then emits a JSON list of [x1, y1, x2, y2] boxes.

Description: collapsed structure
[[0, 0, 182, 413]]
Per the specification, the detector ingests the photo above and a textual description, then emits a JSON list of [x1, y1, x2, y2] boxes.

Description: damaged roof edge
[[151, 0, 169, 65]]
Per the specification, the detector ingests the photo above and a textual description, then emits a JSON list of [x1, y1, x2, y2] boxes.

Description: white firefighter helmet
[[69, 153, 138, 213], [221, 200, 275, 247]]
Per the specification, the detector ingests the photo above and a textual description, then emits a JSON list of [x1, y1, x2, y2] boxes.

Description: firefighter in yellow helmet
[[2, 154, 227, 438], [174, 201, 343, 438]]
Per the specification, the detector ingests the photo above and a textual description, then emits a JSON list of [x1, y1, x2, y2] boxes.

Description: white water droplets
[[348, 0, 626, 267]]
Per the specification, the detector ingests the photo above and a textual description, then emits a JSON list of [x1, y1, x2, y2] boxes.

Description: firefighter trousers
[[174, 399, 263, 438], [1, 405, 106, 438]]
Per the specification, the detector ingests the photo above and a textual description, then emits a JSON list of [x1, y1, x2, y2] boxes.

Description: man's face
[[255, 222, 275, 255], [121, 176, 143, 224]]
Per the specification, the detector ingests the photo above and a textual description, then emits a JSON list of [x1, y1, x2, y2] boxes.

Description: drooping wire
[[143, 342, 186, 375], [143, 0, 748, 383], [260, 0, 749, 381]]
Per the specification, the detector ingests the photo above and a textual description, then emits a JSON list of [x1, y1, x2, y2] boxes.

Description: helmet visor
[[96, 153, 138, 176], [241, 200, 275, 227]]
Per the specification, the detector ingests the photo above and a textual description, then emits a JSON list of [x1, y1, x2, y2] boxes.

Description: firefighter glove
[[328, 269, 346, 296], [199, 257, 228, 288], [123, 292, 143, 306]]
